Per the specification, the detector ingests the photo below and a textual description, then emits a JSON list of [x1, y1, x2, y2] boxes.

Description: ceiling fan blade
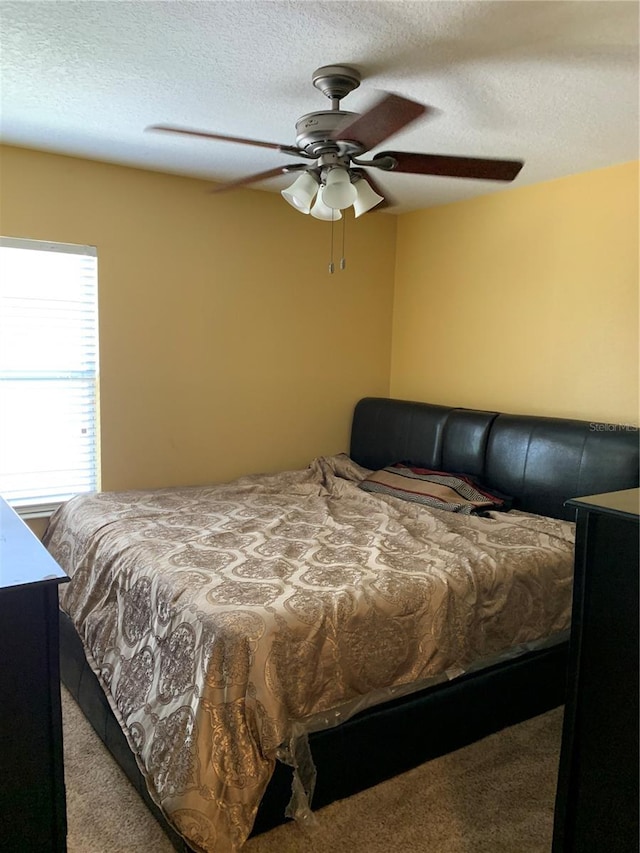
[[147, 124, 304, 157], [374, 151, 524, 182], [209, 164, 310, 193], [332, 93, 431, 152]]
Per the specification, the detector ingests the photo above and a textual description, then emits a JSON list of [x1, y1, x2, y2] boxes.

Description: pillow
[[359, 463, 511, 514]]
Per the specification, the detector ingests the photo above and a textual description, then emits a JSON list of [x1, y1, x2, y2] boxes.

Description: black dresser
[[0, 497, 69, 853], [553, 488, 639, 853]]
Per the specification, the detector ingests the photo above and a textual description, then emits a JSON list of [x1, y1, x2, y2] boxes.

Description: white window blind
[[0, 237, 100, 516]]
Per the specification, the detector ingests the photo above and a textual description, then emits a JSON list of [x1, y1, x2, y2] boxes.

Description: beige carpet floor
[[62, 686, 562, 853]]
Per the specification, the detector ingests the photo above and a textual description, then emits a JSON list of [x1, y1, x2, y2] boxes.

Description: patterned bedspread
[[43, 454, 575, 852]]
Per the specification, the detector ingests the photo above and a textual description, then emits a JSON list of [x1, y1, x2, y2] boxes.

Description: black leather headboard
[[350, 397, 640, 520]]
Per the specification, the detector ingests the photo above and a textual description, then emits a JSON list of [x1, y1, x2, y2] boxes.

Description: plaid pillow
[[359, 463, 510, 514]]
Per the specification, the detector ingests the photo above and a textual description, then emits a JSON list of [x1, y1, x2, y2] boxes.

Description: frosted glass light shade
[[281, 171, 318, 214], [322, 168, 357, 210], [310, 189, 342, 221], [353, 178, 385, 217]]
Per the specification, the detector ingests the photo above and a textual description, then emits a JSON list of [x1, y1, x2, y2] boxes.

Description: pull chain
[[340, 214, 346, 270], [329, 211, 335, 274]]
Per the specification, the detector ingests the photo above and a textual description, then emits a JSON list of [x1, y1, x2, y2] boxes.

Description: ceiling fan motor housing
[[295, 111, 365, 156]]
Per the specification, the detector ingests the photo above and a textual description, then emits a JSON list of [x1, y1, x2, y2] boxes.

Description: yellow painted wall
[[392, 161, 639, 425], [0, 145, 396, 491], [2, 145, 637, 513]]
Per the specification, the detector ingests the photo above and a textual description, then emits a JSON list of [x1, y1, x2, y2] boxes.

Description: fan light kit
[[147, 65, 524, 272]]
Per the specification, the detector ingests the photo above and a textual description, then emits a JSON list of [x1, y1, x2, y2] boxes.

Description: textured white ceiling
[[0, 0, 638, 213]]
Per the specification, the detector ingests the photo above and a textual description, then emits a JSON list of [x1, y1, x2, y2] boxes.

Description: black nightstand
[[0, 497, 70, 853], [553, 488, 639, 853]]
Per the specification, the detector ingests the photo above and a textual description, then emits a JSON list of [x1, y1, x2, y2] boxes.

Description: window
[[0, 237, 100, 516]]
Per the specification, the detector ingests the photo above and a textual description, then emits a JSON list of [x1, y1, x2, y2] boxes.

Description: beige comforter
[[44, 454, 574, 852]]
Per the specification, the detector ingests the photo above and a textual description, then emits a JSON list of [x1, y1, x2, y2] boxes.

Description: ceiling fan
[[147, 64, 524, 219]]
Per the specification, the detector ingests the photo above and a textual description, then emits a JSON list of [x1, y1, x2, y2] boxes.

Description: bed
[[45, 397, 640, 853]]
